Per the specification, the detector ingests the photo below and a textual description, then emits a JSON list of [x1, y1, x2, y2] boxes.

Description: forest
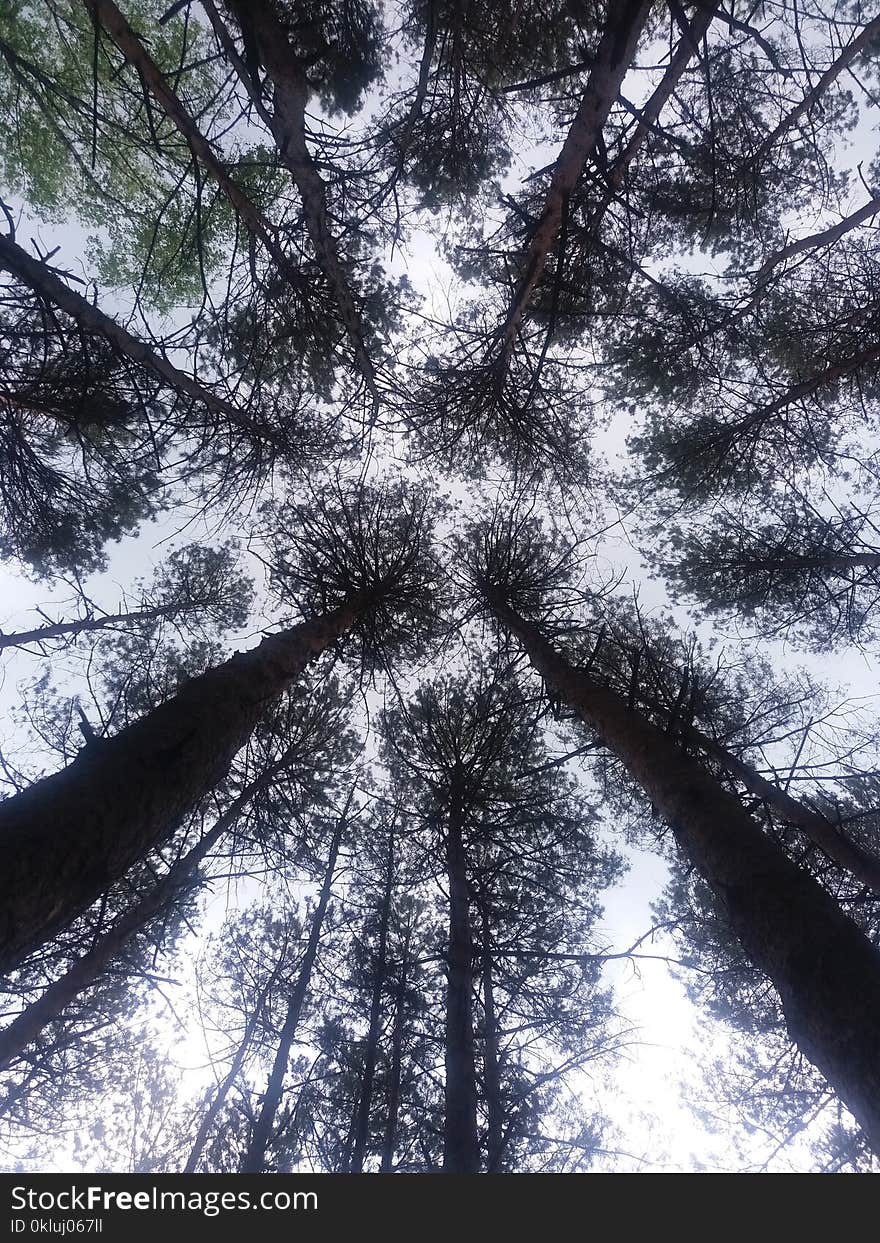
[[0, 0, 879, 1175]]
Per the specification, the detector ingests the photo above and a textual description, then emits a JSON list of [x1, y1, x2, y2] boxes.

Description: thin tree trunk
[[498, 0, 652, 360], [0, 233, 272, 446], [85, 0, 308, 301], [0, 594, 369, 975], [487, 592, 880, 1153], [336, 1090, 365, 1173], [698, 336, 880, 455], [224, 0, 378, 405], [442, 785, 480, 1173], [0, 599, 204, 651], [678, 722, 880, 895], [756, 193, 880, 279], [0, 750, 300, 1073], [199, 0, 273, 128], [753, 15, 880, 162], [240, 794, 349, 1173], [733, 550, 880, 575], [380, 946, 408, 1173], [350, 825, 395, 1173], [479, 901, 503, 1173], [184, 962, 281, 1173], [606, 4, 719, 197], [394, 0, 437, 168]]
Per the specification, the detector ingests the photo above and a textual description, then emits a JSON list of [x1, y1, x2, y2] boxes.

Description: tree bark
[[0, 595, 367, 975], [350, 825, 394, 1173], [442, 784, 480, 1173], [487, 593, 880, 1154], [239, 794, 349, 1173], [498, 0, 652, 359], [0, 751, 298, 1073]]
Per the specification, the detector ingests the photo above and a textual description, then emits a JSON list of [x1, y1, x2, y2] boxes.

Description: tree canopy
[[1, 0, 880, 1175]]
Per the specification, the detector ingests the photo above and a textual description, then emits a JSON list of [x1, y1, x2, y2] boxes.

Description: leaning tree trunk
[[442, 786, 480, 1173], [487, 592, 880, 1154], [0, 598, 210, 652], [0, 233, 270, 446], [225, 0, 378, 403], [498, 0, 652, 361], [0, 752, 294, 1071], [85, 0, 309, 304], [184, 959, 283, 1174], [754, 13, 880, 161], [0, 595, 369, 975], [724, 550, 880, 575], [350, 826, 395, 1174], [678, 719, 880, 895], [725, 336, 880, 441], [240, 797, 348, 1173], [605, 4, 719, 197]]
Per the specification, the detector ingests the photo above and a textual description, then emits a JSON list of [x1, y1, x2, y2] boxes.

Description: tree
[[240, 786, 352, 1173], [0, 541, 250, 652], [0, 672, 356, 1082], [0, 482, 436, 973], [654, 493, 880, 649], [348, 809, 397, 1174], [381, 657, 621, 1171], [0, 0, 248, 308], [465, 510, 880, 1152]]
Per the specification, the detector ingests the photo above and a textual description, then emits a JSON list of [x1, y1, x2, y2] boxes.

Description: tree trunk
[[184, 962, 282, 1173], [442, 786, 480, 1173], [606, 4, 719, 196], [336, 1094, 361, 1175], [350, 826, 395, 1173], [754, 15, 880, 161], [225, 0, 378, 404], [724, 338, 880, 440], [479, 901, 504, 1173], [0, 233, 271, 446], [756, 193, 880, 279], [488, 593, 880, 1154], [85, 0, 308, 302], [729, 550, 880, 575], [0, 599, 201, 651], [0, 595, 367, 975], [380, 950, 408, 1173], [499, 0, 652, 359], [239, 794, 349, 1173], [0, 751, 298, 1073]]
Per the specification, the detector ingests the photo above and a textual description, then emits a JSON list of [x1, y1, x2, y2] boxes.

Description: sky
[[1, 0, 880, 1173]]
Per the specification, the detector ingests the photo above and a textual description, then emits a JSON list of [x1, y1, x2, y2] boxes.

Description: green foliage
[[0, 1, 261, 308]]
